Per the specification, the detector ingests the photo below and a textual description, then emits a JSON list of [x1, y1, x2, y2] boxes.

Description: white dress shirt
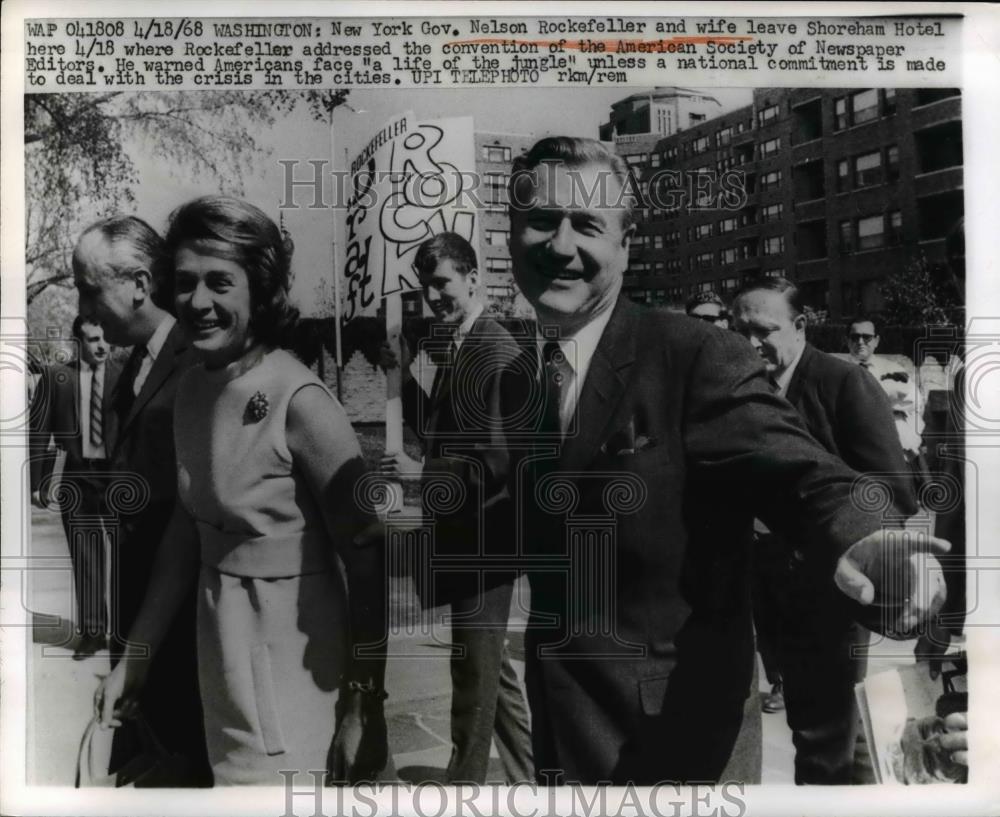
[[537, 306, 615, 432], [774, 343, 807, 399], [133, 314, 176, 396], [409, 303, 484, 398]]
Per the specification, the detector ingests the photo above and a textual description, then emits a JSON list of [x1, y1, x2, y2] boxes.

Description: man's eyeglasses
[[695, 313, 728, 325], [849, 333, 876, 343]]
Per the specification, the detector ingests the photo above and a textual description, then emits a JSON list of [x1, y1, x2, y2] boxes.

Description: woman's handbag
[[75, 714, 197, 788]]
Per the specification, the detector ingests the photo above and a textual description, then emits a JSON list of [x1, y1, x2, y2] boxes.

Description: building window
[[857, 215, 885, 250], [763, 268, 783, 278], [666, 259, 683, 273], [626, 153, 647, 167], [486, 229, 509, 246], [757, 104, 780, 127], [694, 223, 712, 240], [692, 136, 710, 155], [854, 150, 883, 187], [486, 257, 513, 274], [883, 88, 897, 116], [888, 210, 903, 244], [665, 146, 678, 162], [692, 251, 713, 270], [665, 230, 680, 247], [720, 247, 738, 265], [720, 276, 739, 292], [760, 138, 781, 158], [760, 170, 783, 191], [653, 235, 664, 250], [762, 235, 785, 256], [718, 217, 737, 234], [839, 219, 853, 253], [650, 153, 662, 168], [696, 280, 715, 293], [837, 159, 850, 193], [487, 284, 512, 299], [481, 145, 511, 162], [762, 203, 783, 222], [887, 145, 900, 181], [484, 172, 508, 205], [717, 126, 734, 147], [851, 89, 879, 125], [834, 97, 848, 131]]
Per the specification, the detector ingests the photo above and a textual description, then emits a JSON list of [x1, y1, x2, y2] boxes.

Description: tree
[[878, 251, 961, 327], [24, 89, 348, 305]]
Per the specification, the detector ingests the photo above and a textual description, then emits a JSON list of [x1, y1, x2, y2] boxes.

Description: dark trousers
[[778, 558, 869, 785], [58, 467, 111, 635], [108, 513, 212, 786], [446, 579, 534, 784]]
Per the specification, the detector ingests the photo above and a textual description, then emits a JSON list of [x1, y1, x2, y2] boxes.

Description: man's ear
[[131, 268, 153, 306], [794, 313, 808, 333], [621, 221, 637, 249], [467, 267, 480, 291]]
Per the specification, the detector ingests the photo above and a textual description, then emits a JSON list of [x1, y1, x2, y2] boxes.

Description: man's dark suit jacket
[[30, 358, 121, 493], [785, 343, 917, 519], [773, 342, 918, 783], [504, 297, 895, 785], [401, 315, 519, 605], [108, 320, 211, 782]]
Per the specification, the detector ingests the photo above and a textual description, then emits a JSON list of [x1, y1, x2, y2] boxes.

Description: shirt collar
[[452, 303, 484, 351], [144, 314, 176, 361], [774, 342, 806, 397], [537, 306, 615, 381]]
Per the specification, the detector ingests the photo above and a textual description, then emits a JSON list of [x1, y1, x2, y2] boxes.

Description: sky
[[133, 87, 753, 315]]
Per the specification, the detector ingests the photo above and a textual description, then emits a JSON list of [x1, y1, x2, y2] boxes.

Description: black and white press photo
[[2, 4, 998, 817]]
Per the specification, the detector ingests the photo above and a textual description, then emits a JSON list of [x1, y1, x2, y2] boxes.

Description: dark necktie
[[89, 363, 103, 448], [541, 340, 566, 436], [116, 345, 147, 421]]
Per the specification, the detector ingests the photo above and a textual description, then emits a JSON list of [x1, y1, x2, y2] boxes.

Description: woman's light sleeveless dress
[[174, 348, 349, 785]]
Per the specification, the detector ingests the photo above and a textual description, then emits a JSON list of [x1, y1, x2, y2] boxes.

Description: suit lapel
[[784, 343, 814, 408], [427, 316, 488, 435], [119, 323, 186, 436], [558, 298, 637, 472]]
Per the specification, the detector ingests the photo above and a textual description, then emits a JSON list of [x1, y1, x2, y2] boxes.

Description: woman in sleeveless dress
[[95, 197, 388, 785]]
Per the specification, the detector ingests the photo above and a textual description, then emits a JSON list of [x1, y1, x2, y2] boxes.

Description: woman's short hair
[[164, 196, 298, 346]]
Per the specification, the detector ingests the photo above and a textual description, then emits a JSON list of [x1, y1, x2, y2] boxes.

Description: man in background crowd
[[685, 290, 730, 329], [846, 317, 926, 467], [379, 232, 533, 784], [731, 278, 917, 784], [30, 316, 120, 659], [74, 215, 211, 785]]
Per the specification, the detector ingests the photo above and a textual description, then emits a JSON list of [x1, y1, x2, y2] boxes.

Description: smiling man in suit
[[30, 316, 120, 659], [379, 232, 533, 784], [731, 278, 917, 784], [502, 136, 947, 785], [74, 215, 211, 785]]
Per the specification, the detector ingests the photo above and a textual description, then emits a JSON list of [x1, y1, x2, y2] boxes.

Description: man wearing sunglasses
[[685, 290, 730, 329], [847, 318, 925, 461]]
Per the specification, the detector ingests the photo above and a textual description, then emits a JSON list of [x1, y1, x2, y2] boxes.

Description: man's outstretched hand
[[835, 529, 949, 639]]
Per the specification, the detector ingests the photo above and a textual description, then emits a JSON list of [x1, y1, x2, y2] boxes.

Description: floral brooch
[[244, 390, 269, 424]]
